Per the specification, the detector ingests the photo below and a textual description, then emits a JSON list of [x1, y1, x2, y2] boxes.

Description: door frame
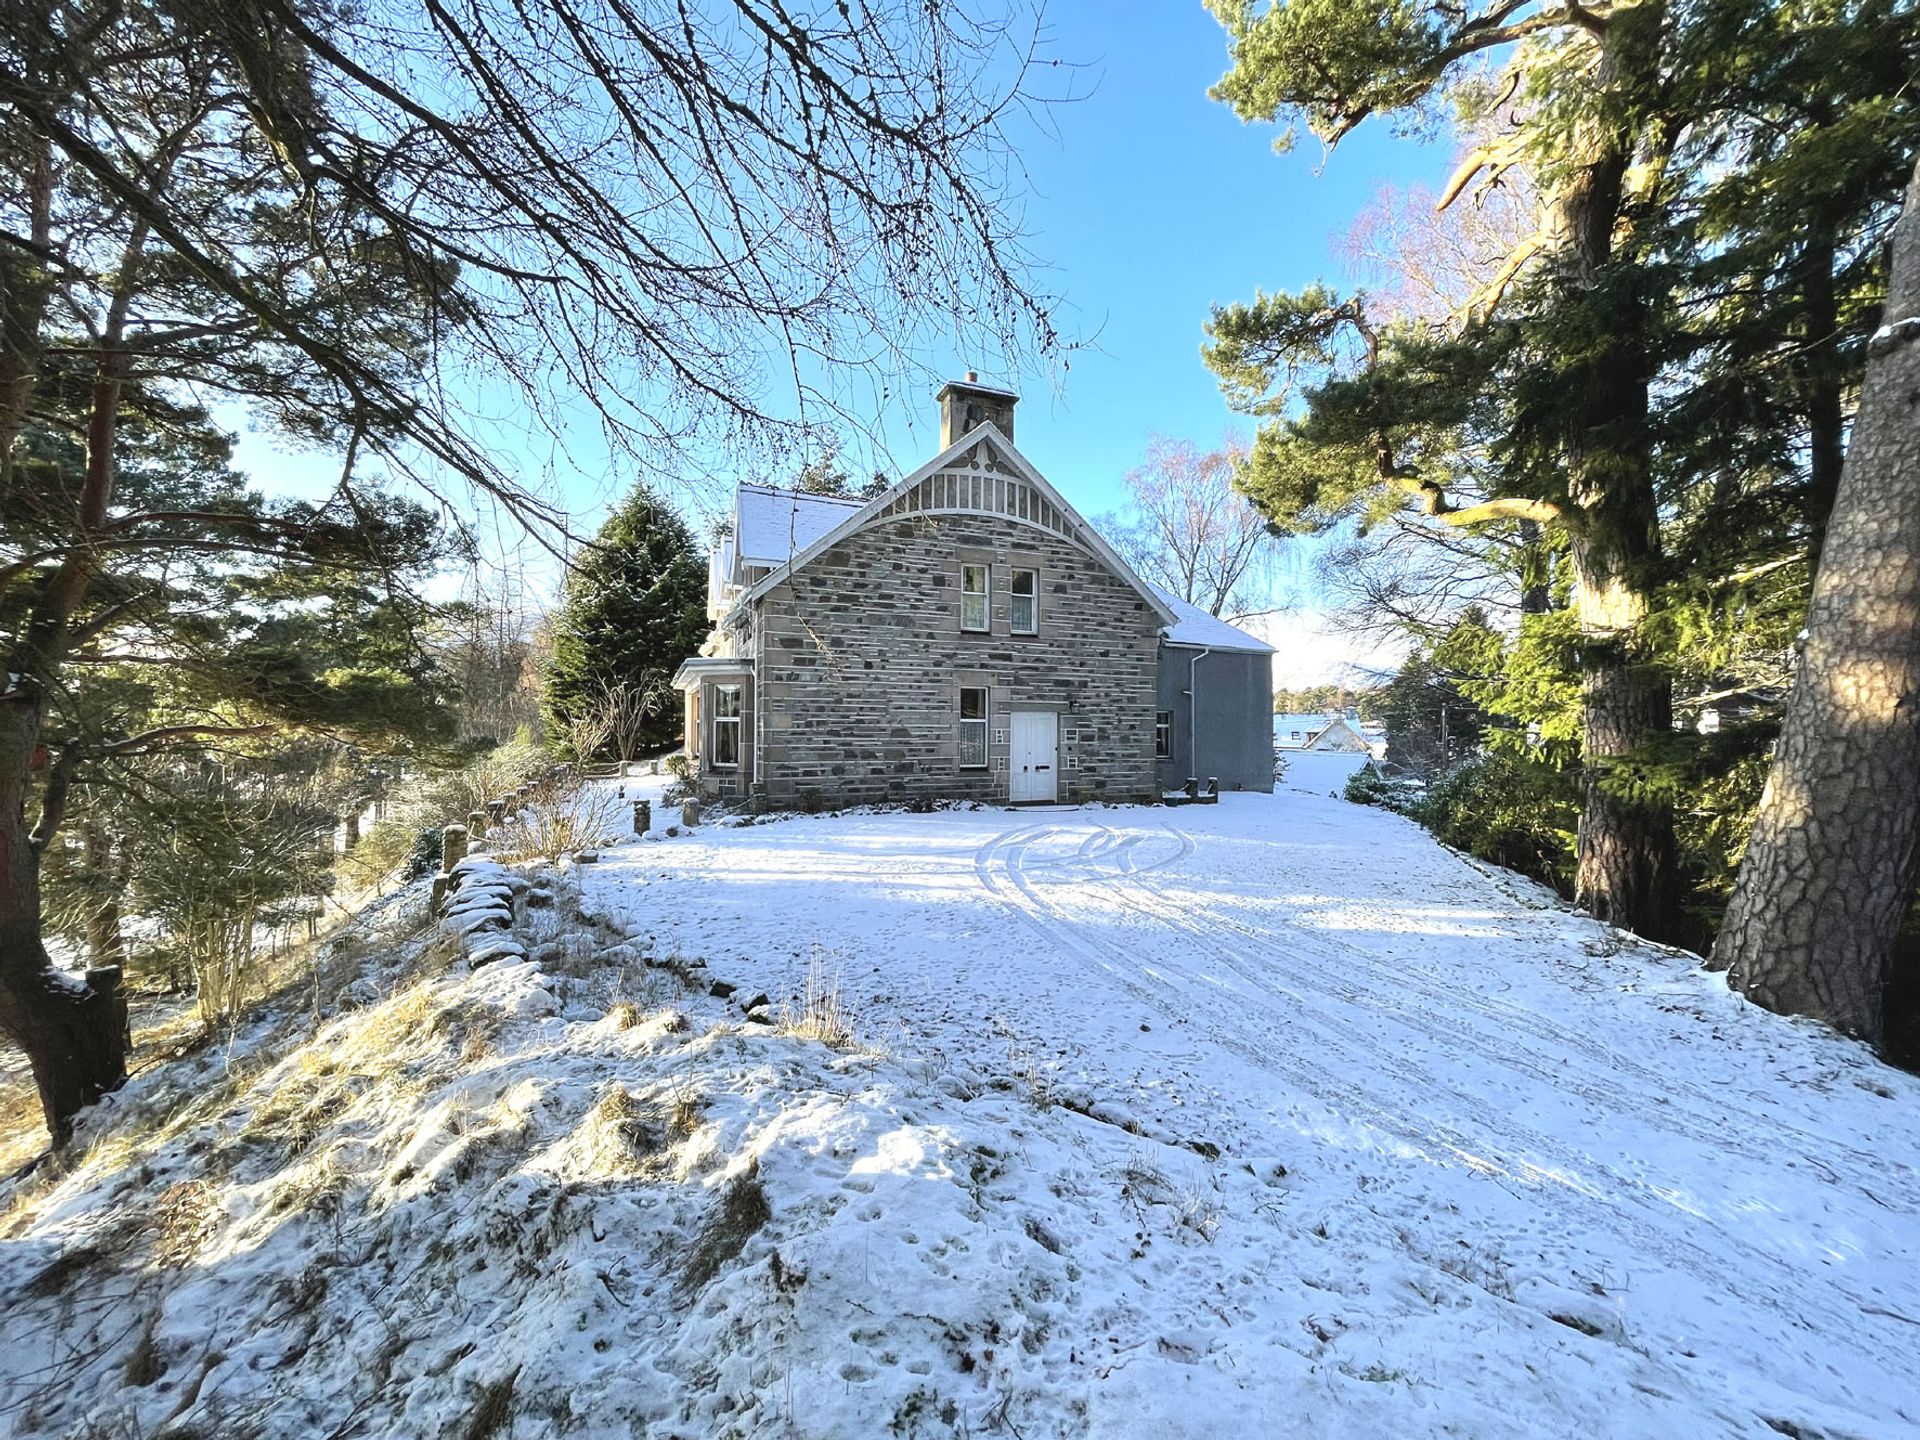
[[1008, 709, 1059, 804]]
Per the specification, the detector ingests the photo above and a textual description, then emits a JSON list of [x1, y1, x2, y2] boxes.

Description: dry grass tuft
[[462, 1367, 520, 1440], [152, 1179, 219, 1266], [779, 954, 857, 1050], [125, 1314, 164, 1387], [680, 1164, 771, 1296], [665, 1078, 702, 1142], [607, 1001, 642, 1030], [589, 1085, 662, 1164]]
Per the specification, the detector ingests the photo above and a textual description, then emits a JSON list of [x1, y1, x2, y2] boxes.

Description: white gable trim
[[732, 424, 1179, 625]]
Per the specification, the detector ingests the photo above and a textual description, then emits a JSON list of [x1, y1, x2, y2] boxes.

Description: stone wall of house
[[749, 506, 1162, 807]]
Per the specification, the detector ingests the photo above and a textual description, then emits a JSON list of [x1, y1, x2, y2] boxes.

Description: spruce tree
[[543, 487, 708, 757]]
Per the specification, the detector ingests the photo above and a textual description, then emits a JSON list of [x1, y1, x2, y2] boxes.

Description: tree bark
[[1709, 154, 1920, 1037], [1554, 2, 1679, 942], [0, 230, 143, 1139]]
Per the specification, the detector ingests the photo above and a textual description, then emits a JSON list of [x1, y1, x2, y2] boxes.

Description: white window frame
[[711, 683, 742, 769], [961, 563, 990, 633], [1010, 567, 1038, 635], [958, 687, 989, 769], [1155, 710, 1172, 759]]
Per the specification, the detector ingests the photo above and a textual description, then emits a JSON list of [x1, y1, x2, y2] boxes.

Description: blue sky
[[234, 2, 1444, 682]]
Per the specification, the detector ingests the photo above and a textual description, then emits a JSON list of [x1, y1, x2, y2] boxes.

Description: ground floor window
[[959, 687, 989, 768], [712, 684, 741, 768], [1155, 710, 1172, 759]]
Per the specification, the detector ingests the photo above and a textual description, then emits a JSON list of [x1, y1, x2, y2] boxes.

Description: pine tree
[[1708, 154, 1920, 1038], [543, 487, 708, 758], [1203, 0, 1920, 944]]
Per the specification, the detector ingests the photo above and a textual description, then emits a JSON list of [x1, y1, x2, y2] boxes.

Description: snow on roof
[[1272, 712, 1337, 733], [1146, 581, 1274, 654], [734, 483, 864, 568]]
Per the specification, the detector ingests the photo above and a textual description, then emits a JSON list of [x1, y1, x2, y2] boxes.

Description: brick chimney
[[936, 372, 1018, 448]]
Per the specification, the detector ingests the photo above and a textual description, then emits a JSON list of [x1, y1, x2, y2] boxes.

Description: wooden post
[[467, 809, 488, 842], [681, 799, 700, 828], [441, 824, 468, 876], [633, 799, 651, 834]]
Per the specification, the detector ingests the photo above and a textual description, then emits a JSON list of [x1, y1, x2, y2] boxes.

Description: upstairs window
[[1155, 710, 1172, 759], [961, 564, 990, 632], [959, 687, 989, 768], [712, 684, 742, 768], [1010, 568, 1038, 634]]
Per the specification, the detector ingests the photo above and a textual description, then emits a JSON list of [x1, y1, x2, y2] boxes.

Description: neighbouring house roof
[[733, 483, 864, 569], [731, 424, 1180, 628], [1146, 582, 1274, 655], [1273, 712, 1340, 747]]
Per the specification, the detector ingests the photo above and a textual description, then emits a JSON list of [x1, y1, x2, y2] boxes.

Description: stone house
[[672, 380, 1274, 808]]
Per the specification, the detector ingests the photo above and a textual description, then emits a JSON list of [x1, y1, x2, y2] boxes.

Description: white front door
[[1009, 710, 1059, 803]]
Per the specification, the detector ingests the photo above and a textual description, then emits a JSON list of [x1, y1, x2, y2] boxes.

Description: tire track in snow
[[1135, 820, 1905, 1192], [976, 820, 1915, 1379]]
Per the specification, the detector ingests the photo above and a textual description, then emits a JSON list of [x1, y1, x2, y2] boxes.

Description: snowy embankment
[[2, 783, 1917, 1438]]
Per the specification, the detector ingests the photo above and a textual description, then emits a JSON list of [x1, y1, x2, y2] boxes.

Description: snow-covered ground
[[3, 784, 1917, 1438]]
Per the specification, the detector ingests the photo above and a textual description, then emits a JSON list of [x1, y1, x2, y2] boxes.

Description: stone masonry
[[736, 461, 1162, 807]]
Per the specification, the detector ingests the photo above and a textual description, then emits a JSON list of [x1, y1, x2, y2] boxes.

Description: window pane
[[715, 684, 741, 718], [1011, 570, 1035, 596], [1011, 596, 1035, 633], [714, 719, 739, 766], [960, 687, 987, 768], [962, 565, 988, 630]]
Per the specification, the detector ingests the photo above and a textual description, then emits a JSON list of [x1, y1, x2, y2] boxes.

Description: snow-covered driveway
[[583, 788, 1920, 1437]]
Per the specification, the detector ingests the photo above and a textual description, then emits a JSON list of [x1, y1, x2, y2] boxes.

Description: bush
[[1411, 753, 1577, 898], [662, 752, 695, 805], [1343, 764, 1422, 814], [492, 771, 625, 864]]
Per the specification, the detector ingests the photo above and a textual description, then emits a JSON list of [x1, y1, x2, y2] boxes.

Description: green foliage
[[348, 740, 552, 888], [1342, 764, 1422, 814], [1413, 753, 1579, 899], [1204, 0, 1920, 945], [543, 486, 708, 757], [1207, 0, 1449, 149]]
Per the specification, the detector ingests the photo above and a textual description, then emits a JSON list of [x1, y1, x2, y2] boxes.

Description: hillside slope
[[3, 785, 1916, 1438]]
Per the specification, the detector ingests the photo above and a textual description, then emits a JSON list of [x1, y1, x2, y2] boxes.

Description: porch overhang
[[671, 656, 752, 691]]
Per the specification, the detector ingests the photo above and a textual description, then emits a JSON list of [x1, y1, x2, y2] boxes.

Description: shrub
[[1412, 753, 1577, 898], [491, 771, 624, 864], [662, 752, 695, 804], [1343, 764, 1422, 814]]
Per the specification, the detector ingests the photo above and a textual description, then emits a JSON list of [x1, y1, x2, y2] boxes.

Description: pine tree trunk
[[83, 817, 124, 966], [1709, 155, 1920, 1037], [1552, 7, 1679, 941], [0, 713, 127, 1141], [0, 267, 137, 1139]]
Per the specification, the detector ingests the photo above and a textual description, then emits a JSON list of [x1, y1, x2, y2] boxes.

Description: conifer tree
[[1709, 154, 1920, 1039], [1203, 0, 1920, 944], [543, 488, 708, 758]]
